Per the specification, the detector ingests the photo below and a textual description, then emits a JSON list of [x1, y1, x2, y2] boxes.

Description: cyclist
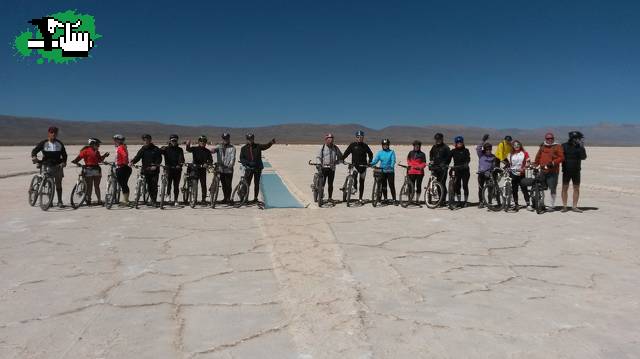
[[211, 133, 236, 204], [31, 126, 68, 208], [534, 132, 564, 211], [476, 134, 499, 209], [496, 135, 513, 163], [341, 130, 374, 204], [450, 136, 471, 208], [71, 138, 109, 206], [186, 135, 214, 204], [161, 134, 185, 206], [239, 133, 276, 203], [429, 133, 451, 206], [113, 134, 132, 206], [561, 131, 587, 213], [507, 140, 532, 211], [315, 133, 342, 203], [370, 139, 397, 205], [406, 140, 426, 204], [130, 134, 163, 206]]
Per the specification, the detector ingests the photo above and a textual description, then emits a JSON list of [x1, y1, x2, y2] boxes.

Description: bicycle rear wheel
[[70, 179, 87, 209], [28, 175, 41, 206], [210, 176, 220, 209], [39, 177, 54, 211], [482, 184, 503, 212], [232, 182, 248, 208], [424, 180, 443, 209]]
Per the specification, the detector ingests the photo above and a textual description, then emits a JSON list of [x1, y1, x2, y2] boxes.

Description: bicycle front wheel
[[134, 179, 144, 209], [105, 179, 117, 209], [28, 175, 41, 206], [70, 179, 87, 209], [448, 178, 456, 210], [482, 184, 503, 212], [503, 182, 512, 212], [189, 179, 199, 208], [39, 177, 54, 211], [425, 180, 443, 209], [210, 176, 220, 209], [159, 177, 167, 209], [345, 176, 354, 207], [399, 180, 413, 208], [316, 174, 324, 207], [232, 182, 248, 208], [371, 179, 381, 207]]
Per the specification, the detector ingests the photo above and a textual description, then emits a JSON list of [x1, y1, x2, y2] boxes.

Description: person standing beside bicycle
[[113, 134, 132, 206], [534, 132, 564, 211], [130, 134, 163, 206], [406, 140, 427, 204], [476, 134, 499, 209], [561, 131, 587, 213], [507, 140, 532, 211], [162, 134, 185, 206], [370, 139, 397, 205], [71, 138, 109, 206], [341, 130, 374, 205], [429, 133, 451, 207], [496, 135, 513, 165], [31, 126, 68, 208], [211, 133, 236, 204], [315, 133, 342, 204], [450, 136, 471, 208], [186, 135, 214, 205], [239, 133, 276, 203]]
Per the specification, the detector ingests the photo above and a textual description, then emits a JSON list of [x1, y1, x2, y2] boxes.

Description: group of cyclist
[[315, 130, 587, 212], [31, 126, 275, 208]]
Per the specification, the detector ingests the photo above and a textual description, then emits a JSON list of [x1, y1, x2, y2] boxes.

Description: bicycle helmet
[[504, 135, 513, 141], [482, 142, 493, 150], [412, 140, 421, 146], [169, 134, 179, 141], [221, 132, 230, 139], [113, 134, 125, 141], [434, 133, 444, 140], [568, 131, 584, 140], [454, 136, 464, 144], [198, 135, 208, 143], [355, 130, 365, 137], [246, 133, 255, 140], [88, 138, 101, 145], [381, 138, 390, 145], [141, 134, 152, 140]]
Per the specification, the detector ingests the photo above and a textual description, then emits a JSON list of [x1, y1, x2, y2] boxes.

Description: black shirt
[[132, 143, 163, 171], [429, 143, 451, 169], [450, 147, 471, 169], [341, 142, 374, 166], [161, 145, 185, 167], [31, 139, 67, 165], [186, 144, 213, 165], [239, 142, 273, 169], [562, 142, 587, 172]]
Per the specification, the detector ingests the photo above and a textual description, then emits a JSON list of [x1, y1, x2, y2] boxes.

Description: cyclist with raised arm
[[113, 134, 131, 206], [130, 134, 163, 206], [161, 134, 185, 206], [186, 135, 213, 204], [561, 131, 587, 213], [534, 132, 564, 211], [496, 135, 513, 165], [507, 140, 532, 211], [71, 138, 109, 206], [370, 139, 397, 205], [429, 133, 451, 207], [239, 133, 276, 203], [450, 136, 471, 208], [406, 140, 427, 204], [211, 133, 236, 204], [341, 130, 373, 204], [31, 126, 68, 208], [476, 134, 499, 209], [315, 133, 342, 203]]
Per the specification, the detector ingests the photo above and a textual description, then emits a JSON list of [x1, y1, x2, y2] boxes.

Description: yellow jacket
[[496, 140, 512, 161]]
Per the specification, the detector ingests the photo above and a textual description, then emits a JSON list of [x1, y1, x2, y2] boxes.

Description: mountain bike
[[370, 166, 384, 207], [28, 161, 59, 211], [501, 166, 514, 212], [182, 163, 205, 208], [102, 161, 120, 209], [447, 165, 458, 210], [481, 168, 504, 212], [423, 162, 444, 209], [398, 164, 415, 208], [523, 165, 546, 214], [231, 165, 252, 208], [209, 163, 221, 209], [158, 164, 181, 209], [340, 162, 363, 207], [132, 165, 151, 209], [70, 164, 89, 209], [309, 160, 325, 207]]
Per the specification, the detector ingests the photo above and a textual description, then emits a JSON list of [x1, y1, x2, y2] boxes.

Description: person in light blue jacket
[[370, 138, 397, 205]]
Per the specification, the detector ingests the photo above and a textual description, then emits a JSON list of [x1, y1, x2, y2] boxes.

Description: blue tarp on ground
[[260, 173, 304, 208]]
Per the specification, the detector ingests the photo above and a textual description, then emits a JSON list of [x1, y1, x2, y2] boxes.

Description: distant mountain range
[[1, 114, 639, 146]]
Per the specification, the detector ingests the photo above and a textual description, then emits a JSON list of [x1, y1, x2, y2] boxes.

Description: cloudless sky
[[1, 0, 639, 128]]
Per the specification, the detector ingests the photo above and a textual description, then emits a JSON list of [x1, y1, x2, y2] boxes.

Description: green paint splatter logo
[[13, 10, 101, 64]]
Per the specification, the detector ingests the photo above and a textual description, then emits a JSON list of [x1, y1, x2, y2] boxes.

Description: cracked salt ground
[[1, 145, 640, 358]]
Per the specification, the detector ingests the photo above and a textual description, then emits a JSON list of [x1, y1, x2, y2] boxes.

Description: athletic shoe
[[526, 205, 534, 212], [571, 207, 583, 213], [57, 202, 65, 208], [561, 207, 569, 213]]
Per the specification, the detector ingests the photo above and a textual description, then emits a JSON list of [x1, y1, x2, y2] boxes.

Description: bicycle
[[231, 165, 252, 208], [102, 161, 120, 209], [398, 164, 416, 208], [309, 160, 325, 207], [501, 166, 514, 212], [70, 164, 89, 209], [370, 166, 384, 207], [340, 162, 364, 207], [423, 162, 444, 209], [182, 163, 206, 208], [28, 161, 59, 211], [132, 165, 152, 209], [209, 163, 221, 209], [522, 165, 547, 214], [447, 165, 458, 210], [480, 167, 505, 212]]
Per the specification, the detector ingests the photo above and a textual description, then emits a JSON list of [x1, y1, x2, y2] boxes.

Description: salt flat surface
[[1, 145, 639, 358]]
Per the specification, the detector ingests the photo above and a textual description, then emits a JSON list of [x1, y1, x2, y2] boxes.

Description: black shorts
[[562, 171, 581, 185]]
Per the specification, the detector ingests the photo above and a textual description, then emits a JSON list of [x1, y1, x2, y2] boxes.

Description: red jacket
[[116, 144, 129, 167], [74, 146, 103, 167], [535, 143, 564, 174], [407, 150, 427, 175]]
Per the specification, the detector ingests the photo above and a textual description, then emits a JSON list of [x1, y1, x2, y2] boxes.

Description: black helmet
[[246, 133, 255, 140], [113, 134, 125, 141], [568, 131, 584, 140], [88, 137, 101, 145], [483, 142, 493, 150], [169, 134, 179, 141], [381, 138, 390, 145], [221, 132, 230, 139], [504, 135, 513, 141], [412, 140, 422, 146], [434, 133, 444, 140], [141, 134, 152, 140], [198, 135, 208, 143]]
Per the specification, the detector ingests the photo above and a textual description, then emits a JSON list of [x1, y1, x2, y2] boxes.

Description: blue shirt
[[370, 149, 396, 173]]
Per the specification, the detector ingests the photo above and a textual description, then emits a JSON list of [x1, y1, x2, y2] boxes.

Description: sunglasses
[[545, 137, 554, 140]]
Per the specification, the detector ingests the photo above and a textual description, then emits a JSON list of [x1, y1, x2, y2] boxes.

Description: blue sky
[[1, 0, 639, 128]]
